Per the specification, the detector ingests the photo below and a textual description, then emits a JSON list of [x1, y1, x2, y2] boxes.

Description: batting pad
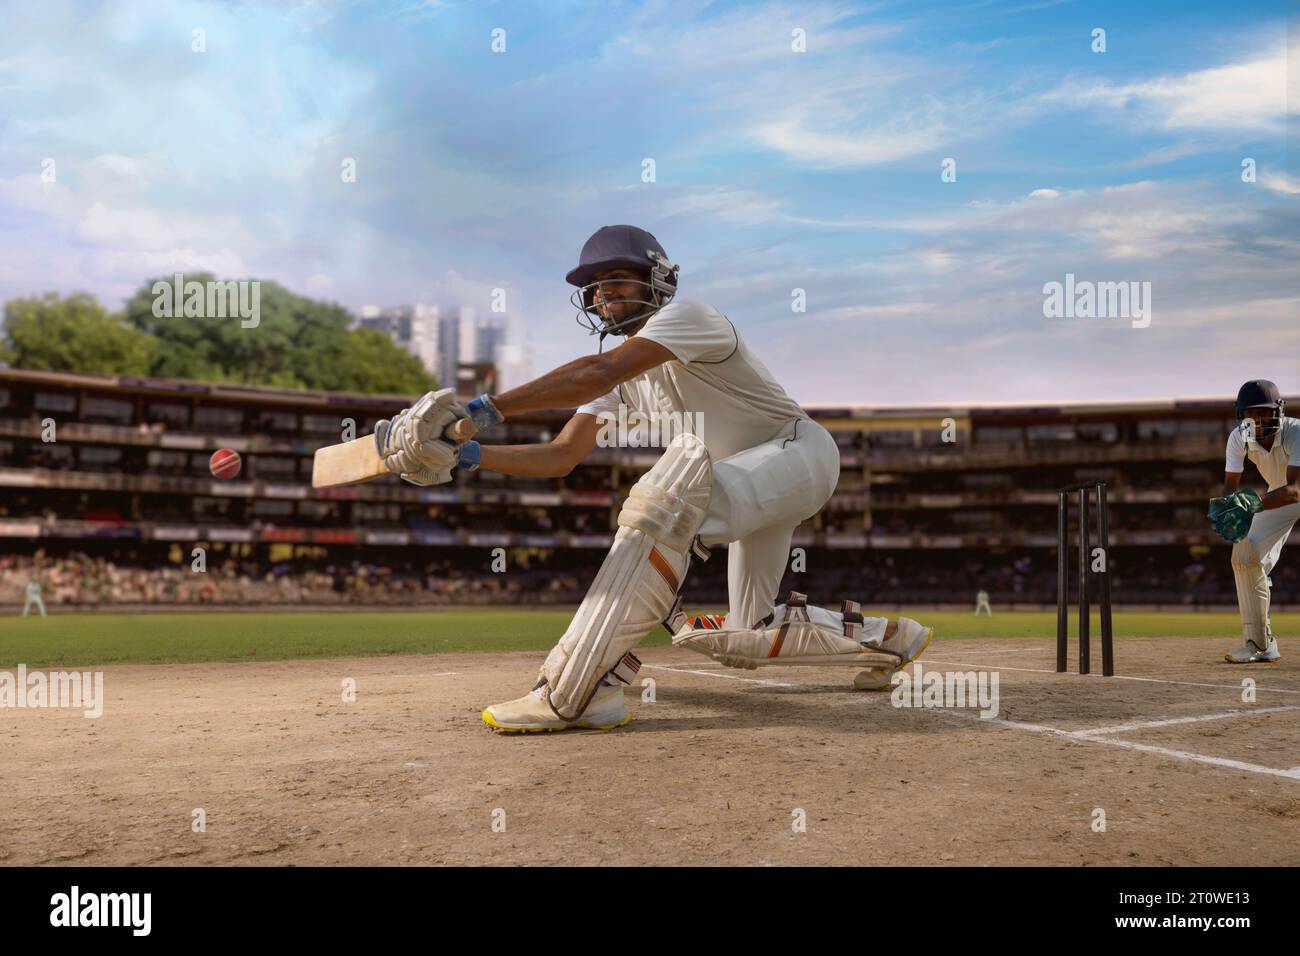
[[673, 599, 895, 670], [541, 432, 712, 719], [1231, 536, 1271, 645]]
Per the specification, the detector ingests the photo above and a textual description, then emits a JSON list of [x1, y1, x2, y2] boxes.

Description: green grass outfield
[[0, 609, 1292, 668]]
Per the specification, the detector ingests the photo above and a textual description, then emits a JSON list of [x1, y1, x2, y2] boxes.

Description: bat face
[[312, 435, 388, 488]]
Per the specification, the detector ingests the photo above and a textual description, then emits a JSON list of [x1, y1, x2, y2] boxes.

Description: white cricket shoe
[[853, 618, 934, 691], [482, 682, 630, 733], [880, 617, 934, 663], [1224, 637, 1280, 664]]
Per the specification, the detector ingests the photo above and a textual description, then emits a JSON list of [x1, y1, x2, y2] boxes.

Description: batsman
[[370, 225, 933, 731], [1208, 380, 1300, 664]]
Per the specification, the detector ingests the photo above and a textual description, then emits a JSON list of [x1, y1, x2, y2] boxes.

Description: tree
[[3, 281, 441, 396], [1, 293, 157, 375], [120, 276, 438, 395]]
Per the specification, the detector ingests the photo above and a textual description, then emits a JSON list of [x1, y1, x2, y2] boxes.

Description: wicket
[[1056, 480, 1115, 676]]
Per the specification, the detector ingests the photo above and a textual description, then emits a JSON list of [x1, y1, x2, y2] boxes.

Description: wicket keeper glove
[[1207, 489, 1262, 543]]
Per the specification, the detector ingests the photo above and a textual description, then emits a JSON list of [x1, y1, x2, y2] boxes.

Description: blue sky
[[0, 0, 1296, 404]]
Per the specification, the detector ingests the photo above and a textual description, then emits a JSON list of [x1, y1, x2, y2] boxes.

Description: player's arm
[[478, 412, 603, 479], [1222, 472, 1241, 495], [489, 338, 675, 418], [1258, 465, 1300, 510]]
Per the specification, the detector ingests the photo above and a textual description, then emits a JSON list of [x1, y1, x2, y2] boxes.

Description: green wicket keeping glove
[[1207, 488, 1262, 543]]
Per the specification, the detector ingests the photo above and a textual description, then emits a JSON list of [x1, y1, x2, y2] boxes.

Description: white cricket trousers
[[1235, 500, 1300, 640], [696, 417, 841, 630]]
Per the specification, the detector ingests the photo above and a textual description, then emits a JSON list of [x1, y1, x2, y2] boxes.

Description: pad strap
[[608, 652, 642, 685], [784, 591, 810, 623], [842, 599, 864, 643]]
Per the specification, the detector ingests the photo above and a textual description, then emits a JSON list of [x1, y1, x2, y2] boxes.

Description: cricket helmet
[[566, 225, 680, 347], [1235, 379, 1285, 441]]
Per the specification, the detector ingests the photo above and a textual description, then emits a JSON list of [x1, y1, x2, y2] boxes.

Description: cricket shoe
[[853, 618, 934, 691], [1224, 637, 1280, 664], [851, 663, 898, 691], [879, 617, 934, 663], [481, 682, 631, 733]]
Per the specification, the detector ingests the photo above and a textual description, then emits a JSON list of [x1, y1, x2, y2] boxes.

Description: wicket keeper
[[1209, 380, 1300, 663]]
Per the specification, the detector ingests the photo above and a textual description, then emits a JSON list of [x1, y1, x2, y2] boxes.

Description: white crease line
[[922, 658, 1300, 696], [1073, 705, 1300, 737], [662, 662, 1300, 783], [1078, 738, 1300, 781], [924, 647, 1026, 656], [935, 710, 1300, 782], [641, 664, 796, 688]]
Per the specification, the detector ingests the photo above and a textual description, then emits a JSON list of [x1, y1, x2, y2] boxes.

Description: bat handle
[[448, 418, 478, 441]]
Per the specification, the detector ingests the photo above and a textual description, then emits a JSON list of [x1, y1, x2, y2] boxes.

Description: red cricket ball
[[210, 448, 242, 479]]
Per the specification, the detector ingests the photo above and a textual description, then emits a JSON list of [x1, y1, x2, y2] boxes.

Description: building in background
[[459, 308, 530, 393], [435, 308, 461, 390], [357, 303, 529, 393], [456, 361, 498, 400], [358, 304, 440, 380]]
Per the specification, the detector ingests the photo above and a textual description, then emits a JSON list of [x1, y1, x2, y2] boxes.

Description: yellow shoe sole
[[481, 708, 633, 733], [854, 627, 934, 690]]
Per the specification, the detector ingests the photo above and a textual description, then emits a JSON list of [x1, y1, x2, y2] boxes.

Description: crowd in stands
[[0, 553, 585, 608], [2, 545, 1288, 610]]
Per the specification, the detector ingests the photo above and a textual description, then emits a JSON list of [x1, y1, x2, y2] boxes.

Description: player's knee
[[1231, 537, 1262, 569]]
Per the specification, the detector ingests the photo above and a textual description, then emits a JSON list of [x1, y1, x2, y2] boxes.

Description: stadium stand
[[0, 368, 1294, 610]]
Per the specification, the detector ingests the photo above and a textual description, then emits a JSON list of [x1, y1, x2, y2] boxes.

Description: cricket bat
[[312, 418, 478, 488]]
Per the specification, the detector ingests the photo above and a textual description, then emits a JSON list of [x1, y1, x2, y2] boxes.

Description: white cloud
[[1116, 141, 1210, 169], [77, 202, 180, 248], [80, 247, 248, 281], [752, 116, 950, 168], [304, 273, 335, 292], [652, 185, 787, 227], [1026, 188, 1060, 200], [0, 174, 82, 220], [90, 154, 147, 179], [1043, 42, 1295, 133], [1258, 171, 1300, 196]]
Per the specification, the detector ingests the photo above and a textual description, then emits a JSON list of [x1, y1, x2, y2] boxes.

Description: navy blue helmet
[[1235, 379, 1285, 441], [566, 225, 680, 347]]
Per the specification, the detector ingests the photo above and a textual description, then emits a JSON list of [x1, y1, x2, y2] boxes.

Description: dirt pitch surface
[[3, 635, 1298, 866]]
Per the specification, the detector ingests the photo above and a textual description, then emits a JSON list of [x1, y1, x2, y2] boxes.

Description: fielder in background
[[22, 576, 46, 618], [1208, 380, 1300, 663], [974, 589, 992, 617], [369, 225, 934, 731]]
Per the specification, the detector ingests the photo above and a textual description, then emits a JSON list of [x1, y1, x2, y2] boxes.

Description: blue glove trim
[[466, 394, 504, 430], [458, 439, 482, 472]]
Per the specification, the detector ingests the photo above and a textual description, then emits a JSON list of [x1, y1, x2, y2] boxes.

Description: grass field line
[[930, 710, 1300, 782], [921, 658, 1300, 696]]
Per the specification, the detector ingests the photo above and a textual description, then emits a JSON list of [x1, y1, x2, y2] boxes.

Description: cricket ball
[[210, 448, 242, 479]]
